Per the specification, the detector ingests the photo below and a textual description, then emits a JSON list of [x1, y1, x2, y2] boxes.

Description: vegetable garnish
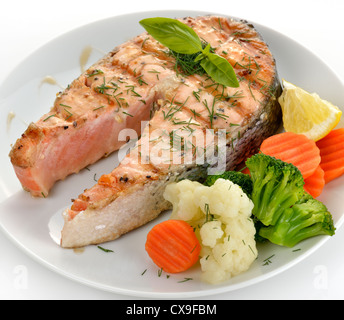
[[246, 127, 344, 198], [303, 165, 325, 198], [246, 153, 335, 247], [258, 193, 335, 248], [316, 128, 344, 184], [163, 179, 257, 284], [203, 170, 253, 197], [246, 153, 305, 227], [259, 131, 321, 180], [145, 219, 201, 274], [139, 17, 239, 88]]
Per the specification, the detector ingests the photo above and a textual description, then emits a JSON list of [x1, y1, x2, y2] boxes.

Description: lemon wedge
[[278, 79, 342, 141]]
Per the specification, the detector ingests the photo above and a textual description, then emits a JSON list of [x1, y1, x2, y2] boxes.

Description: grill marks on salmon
[[9, 29, 177, 197], [59, 16, 282, 248]]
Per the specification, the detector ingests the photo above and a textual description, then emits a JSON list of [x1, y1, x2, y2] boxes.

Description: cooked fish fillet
[[9, 31, 174, 197], [60, 15, 282, 248]]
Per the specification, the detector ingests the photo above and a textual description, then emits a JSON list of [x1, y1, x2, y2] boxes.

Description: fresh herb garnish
[[59, 103, 72, 108], [97, 246, 114, 253], [178, 277, 193, 283], [140, 17, 202, 54], [93, 105, 105, 111], [43, 114, 56, 122], [122, 111, 134, 117], [87, 69, 104, 77], [262, 254, 275, 266], [168, 41, 212, 76], [139, 17, 239, 88]]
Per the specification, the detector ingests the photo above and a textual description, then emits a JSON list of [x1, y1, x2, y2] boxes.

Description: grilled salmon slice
[[60, 15, 282, 248], [9, 32, 176, 197]]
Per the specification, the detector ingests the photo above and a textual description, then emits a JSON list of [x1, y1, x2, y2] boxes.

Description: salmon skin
[[59, 15, 282, 248]]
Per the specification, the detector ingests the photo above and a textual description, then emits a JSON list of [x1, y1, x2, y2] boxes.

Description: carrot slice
[[260, 132, 321, 179], [304, 165, 325, 198], [145, 219, 201, 273], [240, 167, 250, 175], [316, 128, 344, 183]]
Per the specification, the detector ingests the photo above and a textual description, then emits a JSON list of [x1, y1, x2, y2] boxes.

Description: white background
[[1, 0, 344, 300]]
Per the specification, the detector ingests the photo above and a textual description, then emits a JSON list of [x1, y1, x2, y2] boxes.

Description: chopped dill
[[262, 254, 275, 266], [93, 106, 105, 111], [137, 75, 148, 86], [204, 203, 215, 223], [43, 114, 56, 122], [86, 69, 104, 77], [190, 244, 198, 254], [122, 111, 133, 117], [60, 103, 72, 108], [97, 246, 114, 253], [178, 277, 193, 283], [168, 42, 215, 77], [64, 108, 73, 120]]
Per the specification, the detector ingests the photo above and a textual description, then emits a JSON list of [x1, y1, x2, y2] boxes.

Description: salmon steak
[[9, 30, 164, 197], [56, 15, 282, 248]]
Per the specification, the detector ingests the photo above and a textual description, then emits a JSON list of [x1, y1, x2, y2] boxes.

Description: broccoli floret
[[258, 193, 336, 247], [246, 153, 305, 226], [204, 171, 253, 197]]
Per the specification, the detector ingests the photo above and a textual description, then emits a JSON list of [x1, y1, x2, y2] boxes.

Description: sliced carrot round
[[145, 219, 201, 273], [260, 132, 321, 179], [304, 165, 325, 198], [316, 128, 344, 184]]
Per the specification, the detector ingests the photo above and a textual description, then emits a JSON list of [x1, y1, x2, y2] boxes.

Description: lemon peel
[[278, 79, 342, 141]]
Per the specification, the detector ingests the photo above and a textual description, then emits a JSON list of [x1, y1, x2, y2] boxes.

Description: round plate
[[1, 10, 343, 298]]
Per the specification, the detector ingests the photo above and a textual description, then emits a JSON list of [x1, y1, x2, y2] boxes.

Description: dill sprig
[[168, 42, 215, 77], [97, 246, 114, 253]]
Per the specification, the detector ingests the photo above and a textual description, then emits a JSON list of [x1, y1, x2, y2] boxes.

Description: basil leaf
[[200, 53, 239, 88], [194, 43, 211, 63], [194, 52, 206, 63], [140, 17, 240, 88], [139, 17, 203, 54]]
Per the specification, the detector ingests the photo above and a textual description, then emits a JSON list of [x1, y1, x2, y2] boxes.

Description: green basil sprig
[[139, 17, 239, 88]]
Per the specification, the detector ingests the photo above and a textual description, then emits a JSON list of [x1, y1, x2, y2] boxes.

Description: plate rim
[[1, 9, 343, 298]]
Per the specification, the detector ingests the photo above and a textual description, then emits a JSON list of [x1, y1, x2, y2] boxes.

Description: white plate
[[1, 10, 344, 298]]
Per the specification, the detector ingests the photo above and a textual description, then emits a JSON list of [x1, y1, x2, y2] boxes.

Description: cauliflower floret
[[199, 220, 223, 248], [195, 178, 254, 221], [200, 214, 257, 284], [164, 180, 203, 221], [200, 254, 228, 284], [163, 178, 258, 284]]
